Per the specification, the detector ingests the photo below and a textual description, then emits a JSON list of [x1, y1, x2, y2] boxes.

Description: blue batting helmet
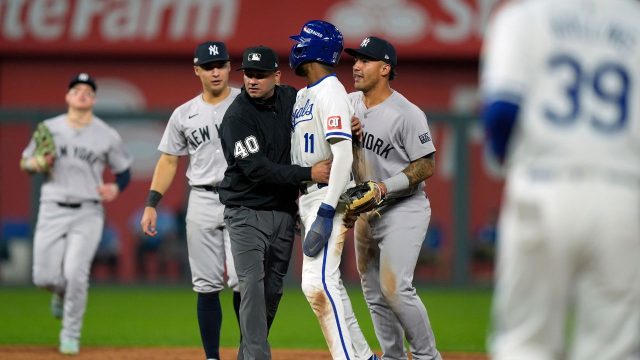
[[289, 20, 344, 71]]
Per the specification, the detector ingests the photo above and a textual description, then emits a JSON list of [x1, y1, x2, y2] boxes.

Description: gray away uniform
[[349, 91, 441, 360], [158, 88, 240, 294], [23, 115, 132, 343]]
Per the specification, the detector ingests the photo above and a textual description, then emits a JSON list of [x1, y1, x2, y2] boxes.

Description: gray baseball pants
[[223, 206, 296, 360]]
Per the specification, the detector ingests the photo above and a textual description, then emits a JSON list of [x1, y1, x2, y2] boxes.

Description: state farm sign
[[2, 0, 237, 41], [0, 0, 500, 58]]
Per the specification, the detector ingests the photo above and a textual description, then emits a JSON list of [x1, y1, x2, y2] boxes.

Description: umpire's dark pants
[[223, 206, 296, 360]]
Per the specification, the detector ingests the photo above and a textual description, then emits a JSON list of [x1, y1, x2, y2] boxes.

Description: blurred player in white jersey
[[345, 36, 441, 360], [140, 41, 240, 360], [289, 20, 378, 360], [481, 1, 640, 359], [20, 73, 133, 355]]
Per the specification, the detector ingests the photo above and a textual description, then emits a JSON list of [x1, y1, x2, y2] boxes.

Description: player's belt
[[300, 182, 327, 195], [56, 200, 99, 209], [193, 185, 219, 193]]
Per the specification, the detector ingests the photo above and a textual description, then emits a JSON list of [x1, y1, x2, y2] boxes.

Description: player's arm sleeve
[[383, 109, 436, 196], [20, 137, 37, 162], [158, 109, 189, 156], [323, 139, 352, 208], [106, 129, 134, 174], [221, 113, 311, 185], [320, 89, 354, 207], [480, 3, 530, 163], [482, 100, 520, 163], [115, 169, 131, 191]]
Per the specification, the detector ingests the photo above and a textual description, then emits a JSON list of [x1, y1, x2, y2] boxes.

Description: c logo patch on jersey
[[327, 116, 342, 130]]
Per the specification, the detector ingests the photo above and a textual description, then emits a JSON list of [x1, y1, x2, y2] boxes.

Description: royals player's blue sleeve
[[482, 99, 520, 164]]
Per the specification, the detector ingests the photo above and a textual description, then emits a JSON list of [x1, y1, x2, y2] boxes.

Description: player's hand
[[20, 154, 55, 173], [343, 211, 359, 229], [303, 203, 335, 257], [97, 183, 119, 202], [140, 207, 158, 236], [351, 115, 363, 144], [310, 159, 331, 183]]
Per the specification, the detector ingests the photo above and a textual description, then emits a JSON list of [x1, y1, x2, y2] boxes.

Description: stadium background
[[0, 0, 503, 289]]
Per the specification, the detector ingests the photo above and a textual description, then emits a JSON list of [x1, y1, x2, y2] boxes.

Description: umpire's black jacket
[[219, 85, 310, 214]]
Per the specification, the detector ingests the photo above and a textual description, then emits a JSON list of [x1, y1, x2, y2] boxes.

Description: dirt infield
[[0, 346, 488, 359]]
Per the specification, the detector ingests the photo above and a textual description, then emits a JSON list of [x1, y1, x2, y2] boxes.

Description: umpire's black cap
[[193, 41, 230, 66], [237, 45, 279, 72], [68, 73, 97, 92]]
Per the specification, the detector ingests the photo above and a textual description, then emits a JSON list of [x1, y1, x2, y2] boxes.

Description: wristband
[[382, 172, 410, 195], [145, 190, 163, 208]]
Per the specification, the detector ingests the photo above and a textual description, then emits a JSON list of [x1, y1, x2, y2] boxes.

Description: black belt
[[56, 200, 99, 209], [194, 185, 219, 193], [299, 182, 327, 195]]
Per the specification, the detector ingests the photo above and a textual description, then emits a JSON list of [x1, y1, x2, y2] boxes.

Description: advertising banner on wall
[[0, 0, 499, 58]]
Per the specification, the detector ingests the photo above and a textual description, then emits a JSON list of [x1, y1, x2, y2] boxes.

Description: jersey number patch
[[544, 53, 629, 133], [234, 135, 259, 158]]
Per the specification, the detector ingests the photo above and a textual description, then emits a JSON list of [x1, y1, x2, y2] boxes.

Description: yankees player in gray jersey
[[345, 37, 441, 360], [140, 41, 241, 360], [20, 73, 133, 355]]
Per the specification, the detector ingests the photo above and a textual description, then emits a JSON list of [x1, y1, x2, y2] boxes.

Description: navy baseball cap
[[237, 45, 279, 72], [68, 72, 97, 92], [345, 36, 397, 68], [193, 41, 229, 66]]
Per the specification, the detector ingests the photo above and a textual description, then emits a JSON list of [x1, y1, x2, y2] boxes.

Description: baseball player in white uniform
[[289, 20, 378, 360], [140, 41, 240, 360], [345, 37, 441, 360], [20, 73, 133, 355], [481, 1, 640, 359]]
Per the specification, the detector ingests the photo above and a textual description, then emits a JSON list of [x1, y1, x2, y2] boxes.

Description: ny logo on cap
[[78, 73, 90, 81], [248, 53, 261, 61], [209, 45, 218, 56], [360, 38, 370, 47]]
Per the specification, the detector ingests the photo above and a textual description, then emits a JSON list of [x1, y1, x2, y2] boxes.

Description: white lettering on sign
[[2, 0, 238, 42]]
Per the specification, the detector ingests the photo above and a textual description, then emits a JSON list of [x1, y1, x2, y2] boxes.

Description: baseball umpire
[[21, 73, 133, 355], [140, 41, 241, 360], [218, 45, 332, 360]]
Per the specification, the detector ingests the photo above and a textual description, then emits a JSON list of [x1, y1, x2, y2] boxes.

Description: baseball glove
[[34, 122, 56, 157], [31, 122, 56, 172], [341, 181, 385, 216]]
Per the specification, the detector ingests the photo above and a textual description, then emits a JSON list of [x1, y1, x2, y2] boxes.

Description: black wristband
[[145, 190, 163, 208]]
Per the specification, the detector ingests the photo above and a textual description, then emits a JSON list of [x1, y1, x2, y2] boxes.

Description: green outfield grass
[[0, 285, 492, 352]]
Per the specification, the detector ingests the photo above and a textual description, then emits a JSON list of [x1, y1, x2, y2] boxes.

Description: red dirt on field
[[0, 346, 488, 359]]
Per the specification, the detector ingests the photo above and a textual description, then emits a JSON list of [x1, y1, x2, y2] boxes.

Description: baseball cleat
[[59, 337, 79, 355], [50, 293, 63, 319]]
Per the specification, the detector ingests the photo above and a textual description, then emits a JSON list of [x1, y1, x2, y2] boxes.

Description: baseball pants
[[355, 195, 441, 360], [491, 172, 640, 360], [224, 206, 296, 360], [186, 188, 238, 293], [32, 201, 104, 342], [299, 189, 374, 360]]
